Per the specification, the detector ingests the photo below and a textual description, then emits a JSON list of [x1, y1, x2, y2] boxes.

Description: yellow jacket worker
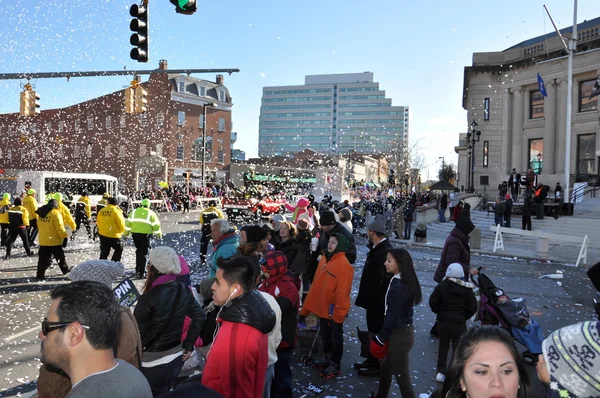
[[53, 193, 76, 231], [96, 197, 125, 262], [23, 189, 40, 246], [0, 193, 11, 247], [35, 199, 70, 279]]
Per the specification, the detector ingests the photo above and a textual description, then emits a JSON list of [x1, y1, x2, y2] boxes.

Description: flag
[[591, 78, 600, 99], [537, 73, 548, 97]]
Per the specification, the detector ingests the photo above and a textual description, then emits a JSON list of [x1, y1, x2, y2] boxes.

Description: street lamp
[[202, 102, 217, 193], [466, 121, 481, 193]]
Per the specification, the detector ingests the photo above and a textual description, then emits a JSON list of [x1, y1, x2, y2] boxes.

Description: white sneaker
[[435, 372, 446, 383]]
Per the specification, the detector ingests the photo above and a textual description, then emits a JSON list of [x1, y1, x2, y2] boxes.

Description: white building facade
[[259, 72, 408, 157], [459, 17, 600, 193]]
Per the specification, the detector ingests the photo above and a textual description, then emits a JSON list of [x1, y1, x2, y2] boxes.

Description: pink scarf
[[151, 274, 177, 288]]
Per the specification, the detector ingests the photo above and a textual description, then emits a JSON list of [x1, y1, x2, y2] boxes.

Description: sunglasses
[[42, 317, 90, 336]]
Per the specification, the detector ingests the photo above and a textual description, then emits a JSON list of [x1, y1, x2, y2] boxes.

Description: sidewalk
[[390, 223, 599, 267]]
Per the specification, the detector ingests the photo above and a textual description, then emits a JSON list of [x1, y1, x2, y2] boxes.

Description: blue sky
[[0, 0, 597, 179]]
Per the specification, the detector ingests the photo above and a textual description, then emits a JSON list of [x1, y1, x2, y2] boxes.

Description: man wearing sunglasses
[[39, 281, 152, 397]]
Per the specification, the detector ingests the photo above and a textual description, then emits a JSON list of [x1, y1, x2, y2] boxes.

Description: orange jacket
[[300, 252, 354, 323]]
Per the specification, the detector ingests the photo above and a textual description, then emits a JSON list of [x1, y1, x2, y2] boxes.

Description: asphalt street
[[0, 211, 596, 397]]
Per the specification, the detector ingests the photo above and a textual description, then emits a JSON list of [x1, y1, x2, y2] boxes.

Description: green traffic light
[[170, 0, 196, 14]]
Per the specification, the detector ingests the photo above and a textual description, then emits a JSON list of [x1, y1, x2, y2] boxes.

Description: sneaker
[[435, 372, 446, 383], [320, 363, 341, 379]]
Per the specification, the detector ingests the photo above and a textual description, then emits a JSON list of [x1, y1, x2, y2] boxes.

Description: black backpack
[[201, 211, 219, 233]]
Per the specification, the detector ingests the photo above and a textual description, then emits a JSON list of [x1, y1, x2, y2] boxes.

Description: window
[[218, 118, 225, 131], [484, 98, 490, 121], [176, 143, 184, 160], [579, 79, 599, 112], [120, 115, 126, 128], [139, 113, 148, 127], [179, 81, 185, 92], [191, 138, 202, 161], [529, 90, 544, 119], [105, 144, 112, 158], [73, 146, 80, 158], [139, 144, 147, 157], [217, 149, 225, 164], [219, 90, 225, 102], [58, 121, 65, 133], [119, 145, 126, 158], [105, 116, 112, 130], [45, 122, 51, 131], [199, 114, 204, 128], [74, 120, 81, 131], [57, 146, 64, 158], [528, 139, 543, 173], [85, 144, 92, 157], [87, 117, 94, 130], [483, 141, 489, 167], [577, 134, 596, 177], [199, 86, 206, 96], [178, 111, 186, 126], [155, 143, 164, 156], [156, 113, 164, 127]]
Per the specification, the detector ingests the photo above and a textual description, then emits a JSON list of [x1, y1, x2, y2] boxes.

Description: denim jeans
[[272, 350, 293, 398], [403, 222, 412, 239], [494, 215, 504, 227], [438, 208, 446, 223]]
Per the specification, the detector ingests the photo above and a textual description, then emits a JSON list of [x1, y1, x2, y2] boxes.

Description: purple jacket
[[434, 227, 471, 283]]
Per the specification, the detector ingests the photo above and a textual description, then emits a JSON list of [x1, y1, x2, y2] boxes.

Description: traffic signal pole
[[0, 68, 240, 81]]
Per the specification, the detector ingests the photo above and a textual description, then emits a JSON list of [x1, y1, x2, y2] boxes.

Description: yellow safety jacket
[[124, 207, 162, 237], [23, 195, 38, 220]]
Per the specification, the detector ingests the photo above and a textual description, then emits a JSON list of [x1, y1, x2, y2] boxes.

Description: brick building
[[0, 60, 234, 191]]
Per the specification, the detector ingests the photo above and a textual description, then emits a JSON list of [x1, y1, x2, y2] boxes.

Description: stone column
[[501, 89, 513, 174], [511, 87, 525, 172], [543, 80, 557, 174], [556, 79, 567, 173]]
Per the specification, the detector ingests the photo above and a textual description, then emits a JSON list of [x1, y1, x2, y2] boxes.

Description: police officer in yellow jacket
[[97, 197, 125, 262], [53, 193, 76, 248], [124, 198, 162, 278], [5, 198, 32, 259], [23, 189, 39, 245], [72, 191, 92, 240], [0, 193, 11, 247], [35, 199, 69, 280]]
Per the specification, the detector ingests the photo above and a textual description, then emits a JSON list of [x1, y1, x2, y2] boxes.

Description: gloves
[[370, 336, 388, 359]]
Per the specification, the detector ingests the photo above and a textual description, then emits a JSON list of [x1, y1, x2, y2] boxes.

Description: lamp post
[[466, 121, 481, 193], [201, 102, 217, 194]]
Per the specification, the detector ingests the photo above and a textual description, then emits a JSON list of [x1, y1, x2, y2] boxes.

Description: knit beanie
[[68, 260, 125, 288], [367, 214, 386, 234], [444, 263, 464, 280], [262, 250, 288, 278], [542, 321, 600, 398], [319, 211, 336, 226], [148, 246, 182, 275], [505, 193, 511, 200], [245, 225, 268, 243], [456, 204, 475, 235]]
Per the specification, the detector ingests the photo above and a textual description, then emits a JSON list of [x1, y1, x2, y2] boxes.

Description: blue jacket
[[377, 276, 414, 342], [209, 230, 239, 278]]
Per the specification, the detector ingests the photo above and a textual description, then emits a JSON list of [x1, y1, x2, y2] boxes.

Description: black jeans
[[74, 213, 92, 238], [437, 322, 466, 374], [320, 318, 344, 365], [272, 349, 293, 398], [364, 308, 385, 369], [6, 227, 31, 257], [535, 202, 544, 219], [99, 235, 123, 262], [504, 216, 511, 228], [132, 233, 151, 275], [141, 356, 184, 397], [28, 219, 38, 244], [403, 221, 412, 239], [200, 231, 211, 263], [0, 224, 8, 246], [37, 246, 69, 279], [522, 215, 532, 231], [375, 326, 415, 398]]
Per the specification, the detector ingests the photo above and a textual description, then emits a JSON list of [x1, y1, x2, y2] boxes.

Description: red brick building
[[0, 60, 234, 191]]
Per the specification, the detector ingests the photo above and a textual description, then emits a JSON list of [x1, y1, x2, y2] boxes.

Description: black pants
[[364, 308, 385, 369], [37, 246, 69, 279], [132, 233, 151, 275], [99, 235, 123, 262], [6, 227, 31, 257], [272, 349, 293, 398], [28, 219, 38, 244], [74, 213, 92, 238], [320, 318, 344, 365], [535, 202, 544, 219], [141, 356, 183, 397], [0, 224, 8, 246], [522, 215, 532, 231], [504, 216, 511, 228], [437, 322, 466, 374], [200, 231, 211, 263], [375, 326, 415, 398]]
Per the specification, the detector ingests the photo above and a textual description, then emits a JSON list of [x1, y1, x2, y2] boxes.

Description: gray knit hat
[[68, 260, 125, 288], [367, 214, 386, 234]]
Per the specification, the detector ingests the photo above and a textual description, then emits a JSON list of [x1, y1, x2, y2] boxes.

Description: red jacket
[[201, 290, 276, 398]]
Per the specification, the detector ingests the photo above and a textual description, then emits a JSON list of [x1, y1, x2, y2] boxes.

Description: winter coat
[[504, 199, 513, 217], [202, 290, 276, 398], [377, 276, 415, 342], [36, 202, 68, 247], [259, 271, 300, 350], [76, 196, 91, 218], [494, 202, 505, 216], [277, 238, 299, 267], [22, 195, 38, 221], [134, 281, 206, 352], [57, 201, 76, 230], [290, 229, 312, 275], [209, 230, 239, 278], [36, 306, 143, 398], [199, 206, 224, 234], [0, 198, 10, 224], [300, 251, 354, 323], [355, 239, 394, 332], [403, 205, 414, 222], [429, 278, 477, 324], [97, 204, 125, 238], [8, 205, 30, 228], [440, 195, 448, 209], [522, 195, 533, 216], [434, 227, 471, 283]]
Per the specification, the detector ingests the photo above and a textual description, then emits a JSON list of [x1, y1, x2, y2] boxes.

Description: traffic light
[[129, 3, 148, 62], [19, 91, 31, 117], [124, 87, 134, 114], [170, 0, 196, 14], [135, 85, 148, 114], [30, 91, 41, 115]]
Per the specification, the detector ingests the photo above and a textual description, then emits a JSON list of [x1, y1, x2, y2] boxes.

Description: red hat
[[262, 250, 288, 277], [505, 193, 511, 200]]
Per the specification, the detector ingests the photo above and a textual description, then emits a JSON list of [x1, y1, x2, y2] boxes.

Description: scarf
[[151, 274, 177, 289]]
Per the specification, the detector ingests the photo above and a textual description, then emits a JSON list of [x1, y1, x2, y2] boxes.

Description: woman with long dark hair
[[370, 248, 422, 398], [440, 326, 531, 398]]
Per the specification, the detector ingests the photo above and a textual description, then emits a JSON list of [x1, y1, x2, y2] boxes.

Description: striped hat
[[542, 321, 600, 398]]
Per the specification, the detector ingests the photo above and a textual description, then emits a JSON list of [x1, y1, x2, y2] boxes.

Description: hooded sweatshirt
[[300, 233, 354, 323]]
